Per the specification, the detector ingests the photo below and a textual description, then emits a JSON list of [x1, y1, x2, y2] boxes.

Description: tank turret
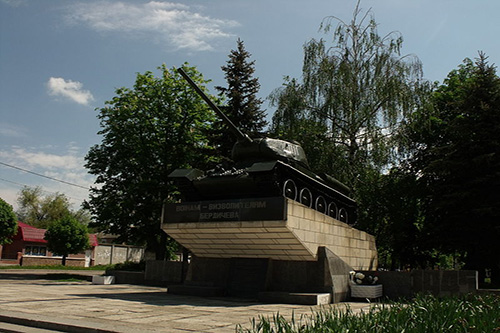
[[170, 68, 357, 224]]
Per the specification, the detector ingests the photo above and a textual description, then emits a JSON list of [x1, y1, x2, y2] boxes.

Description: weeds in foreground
[[238, 294, 500, 332]]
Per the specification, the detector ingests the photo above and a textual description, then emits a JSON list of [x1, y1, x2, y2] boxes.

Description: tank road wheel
[[282, 179, 297, 201], [339, 208, 348, 223], [328, 202, 338, 219], [299, 188, 313, 207], [315, 196, 327, 214]]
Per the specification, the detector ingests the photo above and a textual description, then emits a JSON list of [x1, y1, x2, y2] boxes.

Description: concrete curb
[[0, 309, 170, 333], [0, 311, 117, 333]]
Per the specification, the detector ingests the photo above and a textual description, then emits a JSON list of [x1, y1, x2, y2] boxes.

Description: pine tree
[[215, 38, 267, 160]]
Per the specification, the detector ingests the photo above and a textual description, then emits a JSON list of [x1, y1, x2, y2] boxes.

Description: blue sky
[[1, 0, 499, 210]]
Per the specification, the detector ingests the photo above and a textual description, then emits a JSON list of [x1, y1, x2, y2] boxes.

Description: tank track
[[264, 162, 357, 225]]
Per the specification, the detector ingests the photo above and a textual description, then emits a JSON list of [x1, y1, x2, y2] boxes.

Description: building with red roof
[[0, 222, 99, 267]]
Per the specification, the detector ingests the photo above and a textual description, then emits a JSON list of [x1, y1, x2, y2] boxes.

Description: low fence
[[359, 270, 478, 299], [105, 260, 187, 286], [144, 260, 187, 285], [21, 256, 86, 267], [94, 244, 145, 266]]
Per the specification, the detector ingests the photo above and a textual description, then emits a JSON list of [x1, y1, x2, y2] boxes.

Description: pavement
[[0, 269, 375, 332]]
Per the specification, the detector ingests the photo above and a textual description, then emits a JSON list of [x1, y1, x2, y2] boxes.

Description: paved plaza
[[0, 270, 373, 332]]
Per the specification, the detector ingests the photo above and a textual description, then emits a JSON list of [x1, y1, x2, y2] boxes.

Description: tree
[[270, 2, 424, 191], [215, 38, 267, 160], [15, 186, 89, 229], [357, 169, 438, 270], [44, 215, 89, 266], [0, 197, 18, 245], [84, 64, 218, 260], [404, 54, 500, 284]]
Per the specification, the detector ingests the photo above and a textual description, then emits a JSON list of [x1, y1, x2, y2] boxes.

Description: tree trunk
[[62, 255, 67, 266]]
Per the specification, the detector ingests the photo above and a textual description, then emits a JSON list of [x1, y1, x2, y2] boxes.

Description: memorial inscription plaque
[[162, 196, 286, 223]]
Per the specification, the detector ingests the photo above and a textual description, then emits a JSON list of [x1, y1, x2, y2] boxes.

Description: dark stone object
[[169, 246, 353, 303]]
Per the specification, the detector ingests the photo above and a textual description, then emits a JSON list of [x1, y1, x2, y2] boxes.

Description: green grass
[[0, 264, 111, 270], [0, 261, 144, 271], [239, 294, 500, 333]]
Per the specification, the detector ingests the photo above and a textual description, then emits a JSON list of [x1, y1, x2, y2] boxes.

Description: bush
[[108, 261, 145, 272]]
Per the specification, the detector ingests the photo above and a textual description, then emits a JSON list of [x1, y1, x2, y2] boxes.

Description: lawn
[[0, 264, 110, 270]]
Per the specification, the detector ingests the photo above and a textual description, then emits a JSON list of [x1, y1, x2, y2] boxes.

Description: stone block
[[339, 237, 349, 248], [317, 233, 327, 245], [179, 222, 197, 229], [291, 203, 305, 218], [285, 216, 299, 229], [250, 238, 273, 244], [350, 284, 383, 299], [263, 220, 287, 227], [244, 249, 267, 256], [304, 231, 316, 243], [291, 228, 305, 241], [92, 275, 115, 284], [274, 238, 299, 245], [304, 207, 315, 220]]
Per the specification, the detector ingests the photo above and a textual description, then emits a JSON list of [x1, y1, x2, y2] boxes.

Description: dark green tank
[[169, 68, 357, 224]]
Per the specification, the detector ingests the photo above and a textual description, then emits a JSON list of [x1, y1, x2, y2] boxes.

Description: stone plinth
[[162, 197, 377, 270], [350, 284, 383, 298], [92, 275, 115, 285]]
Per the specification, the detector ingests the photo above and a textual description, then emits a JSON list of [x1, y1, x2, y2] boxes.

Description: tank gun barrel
[[177, 67, 253, 144]]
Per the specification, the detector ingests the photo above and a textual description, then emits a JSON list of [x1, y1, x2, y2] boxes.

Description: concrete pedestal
[[161, 197, 378, 303]]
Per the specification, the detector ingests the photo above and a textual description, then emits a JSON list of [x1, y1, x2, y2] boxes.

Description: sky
[[1, 0, 499, 211]]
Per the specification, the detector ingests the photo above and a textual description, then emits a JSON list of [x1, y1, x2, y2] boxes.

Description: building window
[[25, 246, 47, 256]]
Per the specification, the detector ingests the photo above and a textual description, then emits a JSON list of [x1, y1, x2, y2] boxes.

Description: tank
[[169, 68, 357, 224]]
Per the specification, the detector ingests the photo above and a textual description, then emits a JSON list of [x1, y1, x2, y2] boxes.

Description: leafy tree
[[215, 38, 267, 160], [15, 186, 86, 229], [358, 169, 440, 270], [0, 197, 18, 245], [84, 64, 218, 260], [270, 78, 334, 172], [404, 54, 500, 283], [44, 215, 89, 266], [270, 2, 425, 191]]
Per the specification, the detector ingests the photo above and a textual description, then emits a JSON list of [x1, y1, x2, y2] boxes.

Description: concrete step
[[258, 291, 332, 305], [0, 321, 57, 333], [0, 312, 116, 333]]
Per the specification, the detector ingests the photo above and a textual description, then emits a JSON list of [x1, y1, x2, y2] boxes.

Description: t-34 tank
[[169, 68, 357, 224]]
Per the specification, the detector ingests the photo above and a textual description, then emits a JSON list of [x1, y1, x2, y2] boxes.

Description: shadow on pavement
[[69, 291, 261, 308]]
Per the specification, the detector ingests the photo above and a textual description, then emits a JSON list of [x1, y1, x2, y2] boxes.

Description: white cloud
[[47, 77, 95, 105], [0, 0, 26, 7], [0, 188, 19, 210], [0, 123, 28, 138], [66, 1, 239, 51], [1, 147, 82, 170], [0, 146, 94, 210]]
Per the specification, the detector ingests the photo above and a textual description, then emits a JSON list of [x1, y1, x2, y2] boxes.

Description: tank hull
[[169, 161, 357, 224]]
